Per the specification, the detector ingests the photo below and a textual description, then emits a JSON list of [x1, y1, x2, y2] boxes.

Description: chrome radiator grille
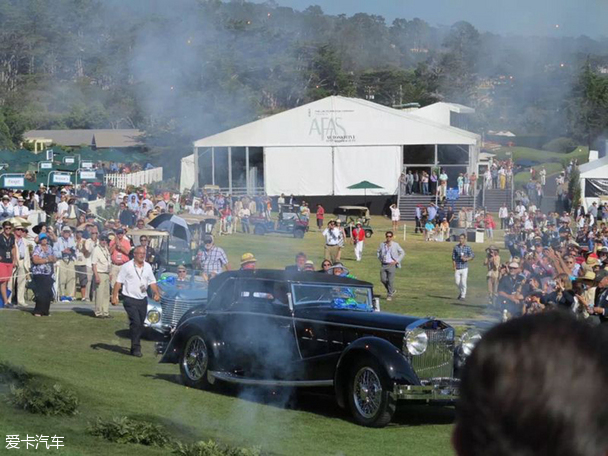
[[161, 298, 195, 327], [409, 329, 455, 380]]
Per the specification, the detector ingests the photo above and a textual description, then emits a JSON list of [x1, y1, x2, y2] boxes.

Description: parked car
[[333, 206, 373, 238], [157, 270, 480, 427], [250, 207, 308, 238]]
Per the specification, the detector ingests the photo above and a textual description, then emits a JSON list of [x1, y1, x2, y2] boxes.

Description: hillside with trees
[[0, 0, 607, 173]]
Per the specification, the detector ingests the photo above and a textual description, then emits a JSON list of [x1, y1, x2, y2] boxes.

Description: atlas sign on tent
[[184, 96, 480, 196]]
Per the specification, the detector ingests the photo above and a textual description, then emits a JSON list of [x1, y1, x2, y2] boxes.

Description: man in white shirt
[[498, 204, 509, 230], [189, 200, 204, 215], [56, 194, 69, 222], [12, 197, 29, 218], [323, 220, 342, 263], [111, 246, 161, 357]]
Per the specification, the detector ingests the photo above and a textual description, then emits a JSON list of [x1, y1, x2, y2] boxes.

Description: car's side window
[[232, 279, 290, 314], [207, 278, 235, 311]]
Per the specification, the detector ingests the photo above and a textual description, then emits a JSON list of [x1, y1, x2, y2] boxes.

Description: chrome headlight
[[405, 328, 428, 356], [460, 329, 482, 357], [147, 309, 161, 324]]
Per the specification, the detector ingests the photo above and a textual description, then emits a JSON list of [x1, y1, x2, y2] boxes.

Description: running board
[[209, 371, 333, 388]]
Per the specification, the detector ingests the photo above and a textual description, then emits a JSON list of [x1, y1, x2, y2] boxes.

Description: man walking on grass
[[111, 246, 161, 357], [452, 233, 474, 300], [377, 231, 405, 301]]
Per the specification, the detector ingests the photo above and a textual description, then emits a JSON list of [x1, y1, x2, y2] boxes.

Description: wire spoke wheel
[[353, 367, 383, 419], [182, 336, 208, 382]]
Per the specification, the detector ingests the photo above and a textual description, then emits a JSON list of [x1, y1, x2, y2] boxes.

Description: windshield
[[291, 284, 373, 311]]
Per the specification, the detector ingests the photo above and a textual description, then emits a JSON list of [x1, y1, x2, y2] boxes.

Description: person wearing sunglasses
[[0, 220, 17, 307], [319, 260, 332, 274], [376, 231, 405, 301]]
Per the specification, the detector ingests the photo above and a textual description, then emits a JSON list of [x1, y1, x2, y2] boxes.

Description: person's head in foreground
[[453, 312, 608, 456]]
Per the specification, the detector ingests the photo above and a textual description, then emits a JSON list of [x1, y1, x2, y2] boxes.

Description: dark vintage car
[[250, 207, 308, 238], [158, 270, 480, 427]]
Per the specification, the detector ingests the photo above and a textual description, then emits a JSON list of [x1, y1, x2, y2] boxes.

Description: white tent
[[410, 102, 475, 126], [189, 96, 480, 196], [579, 155, 608, 209], [179, 153, 196, 192]]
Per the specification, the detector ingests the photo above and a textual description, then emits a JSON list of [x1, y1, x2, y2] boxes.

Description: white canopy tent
[[579, 155, 608, 209], [184, 96, 481, 196]]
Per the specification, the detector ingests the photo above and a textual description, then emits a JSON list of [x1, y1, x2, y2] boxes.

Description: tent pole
[[245, 146, 250, 194], [193, 146, 199, 190], [434, 144, 439, 205], [228, 146, 232, 195], [211, 147, 215, 186]]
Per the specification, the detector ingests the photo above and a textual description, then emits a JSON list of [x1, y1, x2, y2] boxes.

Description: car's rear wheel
[[365, 230, 373, 238], [347, 358, 396, 427], [293, 229, 305, 239], [254, 225, 266, 236], [179, 335, 211, 389]]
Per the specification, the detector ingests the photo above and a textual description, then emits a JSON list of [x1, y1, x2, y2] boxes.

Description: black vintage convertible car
[[158, 270, 480, 427]]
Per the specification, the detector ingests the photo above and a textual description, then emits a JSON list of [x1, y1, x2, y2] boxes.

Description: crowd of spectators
[[489, 201, 608, 321]]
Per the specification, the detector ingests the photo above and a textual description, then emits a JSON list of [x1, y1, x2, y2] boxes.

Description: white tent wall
[[579, 156, 608, 209], [333, 146, 401, 195], [180, 154, 196, 192], [264, 147, 333, 196]]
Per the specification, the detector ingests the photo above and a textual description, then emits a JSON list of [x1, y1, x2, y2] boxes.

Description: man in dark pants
[[111, 246, 161, 357]]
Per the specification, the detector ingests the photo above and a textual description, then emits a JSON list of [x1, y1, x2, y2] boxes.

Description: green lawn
[[492, 145, 589, 186], [0, 216, 499, 455]]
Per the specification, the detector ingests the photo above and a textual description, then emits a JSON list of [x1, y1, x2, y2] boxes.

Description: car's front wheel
[[347, 358, 396, 427], [293, 229, 305, 239], [179, 335, 211, 389]]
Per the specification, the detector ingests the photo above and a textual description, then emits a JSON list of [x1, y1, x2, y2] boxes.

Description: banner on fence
[[3, 176, 24, 188]]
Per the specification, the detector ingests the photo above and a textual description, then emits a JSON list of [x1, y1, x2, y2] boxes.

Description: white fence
[[104, 167, 163, 189]]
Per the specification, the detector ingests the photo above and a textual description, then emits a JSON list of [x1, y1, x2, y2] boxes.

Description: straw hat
[[576, 270, 596, 282], [240, 253, 257, 266]]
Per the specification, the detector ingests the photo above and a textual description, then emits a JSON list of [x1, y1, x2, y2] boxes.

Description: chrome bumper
[[394, 377, 459, 402]]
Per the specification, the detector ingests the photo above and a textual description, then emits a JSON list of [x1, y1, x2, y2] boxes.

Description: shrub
[[9, 379, 79, 416], [542, 137, 577, 153], [174, 440, 262, 456], [88, 416, 173, 447], [0, 361, 32, 386]]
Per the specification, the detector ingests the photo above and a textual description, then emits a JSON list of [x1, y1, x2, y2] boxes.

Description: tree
[[567, 63, 608, 147]]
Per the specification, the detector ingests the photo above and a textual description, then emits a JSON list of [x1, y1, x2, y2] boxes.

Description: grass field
[[0, 216, 498, 455], [492, 145, 589, 186]]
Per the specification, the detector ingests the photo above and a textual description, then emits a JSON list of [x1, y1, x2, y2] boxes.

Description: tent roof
[[194, 96, 479, 148], [23, 129, 144, 148], [580, 156, 608, 177]]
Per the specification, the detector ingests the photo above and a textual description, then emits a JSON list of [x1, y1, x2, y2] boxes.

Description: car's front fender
[[158, 316, 210, 364], [334, 336, 419, 408]]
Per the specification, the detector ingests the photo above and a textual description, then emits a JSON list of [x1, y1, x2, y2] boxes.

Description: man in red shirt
[[316, 204, 325, 231], [352, 222, 366, 261], [109, 228, 132, 293]]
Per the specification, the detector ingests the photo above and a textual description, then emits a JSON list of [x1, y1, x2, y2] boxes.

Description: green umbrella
[[347, 180, 383, 207]]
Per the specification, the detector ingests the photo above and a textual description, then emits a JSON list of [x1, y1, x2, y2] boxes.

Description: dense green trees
[[0, 0, 606, 170]]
